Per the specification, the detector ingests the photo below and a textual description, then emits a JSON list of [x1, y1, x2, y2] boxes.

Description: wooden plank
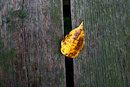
[[71, 0, 130, 87], [0, 1, 25, 87], [0, 0, 65, 87]]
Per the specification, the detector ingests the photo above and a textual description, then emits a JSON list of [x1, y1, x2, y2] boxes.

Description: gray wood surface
[[71, 0, 130, 87], [0, 0, 65, 87]]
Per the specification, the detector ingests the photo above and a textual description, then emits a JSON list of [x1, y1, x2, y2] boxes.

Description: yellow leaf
[[61, 22, 85, 58]]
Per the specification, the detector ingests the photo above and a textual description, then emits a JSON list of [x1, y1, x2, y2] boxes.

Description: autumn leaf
[[61, 22, 85, 58]]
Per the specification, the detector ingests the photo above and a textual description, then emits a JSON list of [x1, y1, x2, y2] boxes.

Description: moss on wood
[[2, 9, 26, 33]]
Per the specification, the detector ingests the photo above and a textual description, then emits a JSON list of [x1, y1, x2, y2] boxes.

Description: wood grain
[[0, 0, 65, 87], [71, 0, 130, 87]]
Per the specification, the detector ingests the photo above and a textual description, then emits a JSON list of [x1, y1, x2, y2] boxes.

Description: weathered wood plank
[[71, 0, 130, 87], [0, 0, 65, 87], [23, 0, 65, 86], [0, 1, 25, 87]]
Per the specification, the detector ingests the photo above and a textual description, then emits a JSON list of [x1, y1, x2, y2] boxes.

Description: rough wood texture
[[0, 0, 65, 87], [71, 0, 130, 87]]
